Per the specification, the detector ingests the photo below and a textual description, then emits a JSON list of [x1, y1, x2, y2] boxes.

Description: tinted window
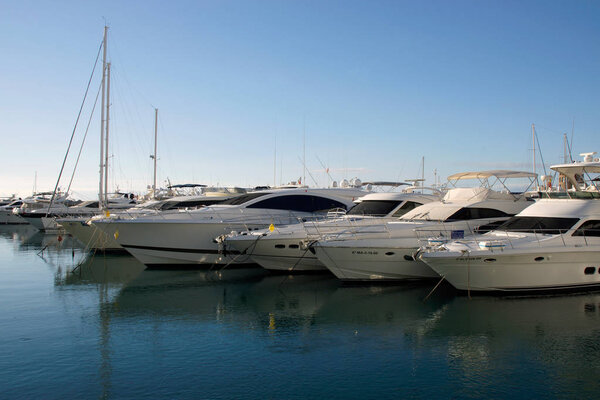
[[247, 195, 348, 213], [446, 207, 510, 221], [347, 200, 402, 216], [161, 198, 226, 210], [219, 192, 269, 206], [573, 220, 600, 237], [497, 217, 579, 234], [391, 201, 423, 218]]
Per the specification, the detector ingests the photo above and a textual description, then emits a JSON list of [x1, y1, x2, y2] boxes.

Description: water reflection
[[0, 224, 39, 247], [3, 224, 600, 398]]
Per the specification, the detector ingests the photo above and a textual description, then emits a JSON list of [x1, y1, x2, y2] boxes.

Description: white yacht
[[0, 199, 28, 224], [312, 171, 537, 281], [92, 188, 366, 268], [223, 188, 441, 272], [420, 153, 600, 292], [19, 193, 136, 231], [60, 191, 245, 252]]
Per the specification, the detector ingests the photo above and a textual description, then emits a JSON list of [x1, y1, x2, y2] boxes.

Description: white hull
[[60, 219, 123, 251], [314, 238, 439, 281], [95, 220, 266, 267], [0, 210, 27, 224], [423, 246, 600, 292], [21, 215, 60, 231], [226, 235, 326, 272], [311, 219, 501, 281]]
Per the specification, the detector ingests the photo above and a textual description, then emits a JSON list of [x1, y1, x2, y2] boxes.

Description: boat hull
[[95, 220, 266, 268], [60, 219, 124, 252], [422, 247, 600, 292], [226, 235, 326, 272], [314, 239, 439, 281]]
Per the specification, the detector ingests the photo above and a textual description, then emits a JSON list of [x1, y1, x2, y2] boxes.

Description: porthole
[[534, 257, 544, 262], [484, 258, 497, 263], [584, 303, 596, 312], [289, 244, 299, 249], [385, 252, 395, 256], [584, 267, 596, 275], [274, 244, 285, 249], [403, 255, 414, 261]]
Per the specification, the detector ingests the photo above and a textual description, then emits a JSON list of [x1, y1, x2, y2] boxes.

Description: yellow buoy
[[269, 223, 275, 232], [114, 230, 119, 240]]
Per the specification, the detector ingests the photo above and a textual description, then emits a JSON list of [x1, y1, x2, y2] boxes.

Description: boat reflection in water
[[0, 224, 39, 247], [46, 235, 600, 398]]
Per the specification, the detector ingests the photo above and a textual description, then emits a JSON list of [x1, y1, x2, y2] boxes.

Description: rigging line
[[570, 118, 575, 161], [534, 130, 548, 176], [66, 80, 103, 194], [47, 40, 104, 215]]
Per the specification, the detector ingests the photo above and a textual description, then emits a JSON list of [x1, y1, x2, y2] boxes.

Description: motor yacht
[[0, 199, 28, 224], [420, 153, 600, 292], [93, 188, 366, 268], [60, 191, 245, 252], [312, 170, 537, 281], [19, 192, 136, 231], [223, 187, 441, 272]]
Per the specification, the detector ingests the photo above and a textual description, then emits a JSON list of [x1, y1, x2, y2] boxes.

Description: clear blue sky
[[2, 0, 599, 198]]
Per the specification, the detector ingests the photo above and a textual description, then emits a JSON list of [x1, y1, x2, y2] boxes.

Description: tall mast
[[273, 135, 277, 187], [99, 26, 108, 207], [563, 133, 568, 163], [153, 108, 158, 199], [104, 62, 111, 205], [303, 118, 306, 187], [532, 123, 537, 185], [421, 156, 425, 193]]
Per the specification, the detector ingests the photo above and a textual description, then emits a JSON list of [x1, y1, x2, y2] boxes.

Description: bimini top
[[550, 152, 600, 192], [447, 170, 537, 181]]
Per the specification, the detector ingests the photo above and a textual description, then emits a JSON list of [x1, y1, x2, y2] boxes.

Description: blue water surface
[[0, 225, 599, 399]]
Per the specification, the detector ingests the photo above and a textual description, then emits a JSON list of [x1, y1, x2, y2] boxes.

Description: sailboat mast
[[421, 156, 425, 193], [303, 118, 306, 187], [563, 133, 568, 163], [153, 108, 158, 199], [104, 62, 111, 206], [99, 26, 108, 207], [531, 123, 537, 185]]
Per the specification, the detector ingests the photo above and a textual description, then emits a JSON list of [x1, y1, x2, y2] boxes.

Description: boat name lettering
[[455, 257, 482, 261], [352, 250, 379, 255]]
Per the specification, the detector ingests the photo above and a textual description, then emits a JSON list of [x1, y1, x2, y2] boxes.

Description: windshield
[[496, 216, 580, 234], [219, 192, 269, 206], [445, 207, 511, 221], [347, 200, 402, 216]]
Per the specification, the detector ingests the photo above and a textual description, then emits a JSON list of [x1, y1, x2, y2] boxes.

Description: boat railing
[[418, 227, 599, 252]]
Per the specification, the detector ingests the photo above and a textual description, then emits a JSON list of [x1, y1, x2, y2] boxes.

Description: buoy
[[269, 224, 275, 232], [57, 235, 63, 242], [114, 230, 119, 239]]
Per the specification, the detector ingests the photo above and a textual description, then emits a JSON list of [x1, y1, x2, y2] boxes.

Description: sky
[[1, 0, 599, 199]]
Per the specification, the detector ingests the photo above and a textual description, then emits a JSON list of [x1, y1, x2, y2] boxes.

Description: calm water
[[1, 225, 600, 399]]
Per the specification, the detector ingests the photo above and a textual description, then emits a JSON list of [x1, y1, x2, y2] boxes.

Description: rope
[[423, 275, 446, 302], [66, 80, 103, 194], [47, 40, 104, 214], [215, 234, 263, 272]]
